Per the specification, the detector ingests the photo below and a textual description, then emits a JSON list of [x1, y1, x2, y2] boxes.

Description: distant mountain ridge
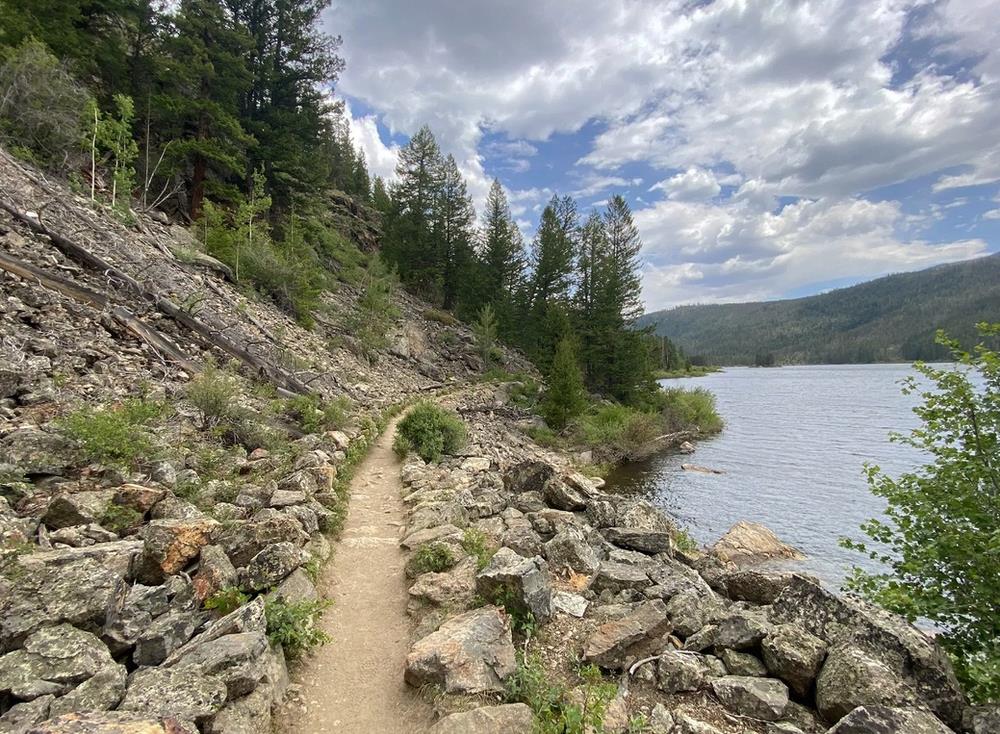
[[640, 253, 1000, 365]]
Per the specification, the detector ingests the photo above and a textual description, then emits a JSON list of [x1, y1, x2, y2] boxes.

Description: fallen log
[[0, 198, 311, 395], [0, 249, 200, 374]]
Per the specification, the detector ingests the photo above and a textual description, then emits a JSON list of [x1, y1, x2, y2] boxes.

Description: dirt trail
[[283, 416, 435, 733]]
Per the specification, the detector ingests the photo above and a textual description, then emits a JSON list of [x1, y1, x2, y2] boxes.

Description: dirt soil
[[278, 416, 435, 733]]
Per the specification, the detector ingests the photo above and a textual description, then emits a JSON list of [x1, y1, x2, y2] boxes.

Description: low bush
[[101, 504, 142, 535], [505, 652, 618, 734], [185, 365, 276, 451], [460, 528, 495, 570], [423, 308, 459, 326], [574, 404, 660, 463], [58, 398, 165, 467], [393, 402, 466, 463], [410, 542, 457, 574], [264, 597, 332, 658], [204, 587, 249, 616], [658, 387, 724, 434], [282, 393, 351, 434]]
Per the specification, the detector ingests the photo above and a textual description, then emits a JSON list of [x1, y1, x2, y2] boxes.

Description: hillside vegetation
[[642, 253, 1000, 365]]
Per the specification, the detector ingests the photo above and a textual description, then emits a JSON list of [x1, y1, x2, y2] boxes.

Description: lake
[[605, 364, 932, 588]]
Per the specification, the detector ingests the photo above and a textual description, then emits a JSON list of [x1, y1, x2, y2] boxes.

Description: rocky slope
[[389, 385, 994, 734], [0, 148, 530, 733]]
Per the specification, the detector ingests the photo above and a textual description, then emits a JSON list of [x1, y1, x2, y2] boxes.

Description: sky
[[323, 0, 1000, 312]]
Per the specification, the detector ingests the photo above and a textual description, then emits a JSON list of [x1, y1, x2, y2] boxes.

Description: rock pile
[[397, 443, 981, 734]]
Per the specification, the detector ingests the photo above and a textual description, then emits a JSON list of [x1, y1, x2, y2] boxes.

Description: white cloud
[[342, 101, 399, 182], [650, 168, 721, 201], [983, 209, 1000, 220]]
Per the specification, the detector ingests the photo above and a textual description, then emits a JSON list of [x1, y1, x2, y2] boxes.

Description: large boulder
[[430, 703, 536, 733], [164, 599, 266, 666], [770, 576, 964, 728], [47, 664, 127, 717], [133, 611, 204, 666], [42, 492, 114, 530], [710, 675, 789, 722], [102, 584, 171, 652], [138, 518, 218, 582], [828, 705, 953, 733], [0, 694, 54, 731], [0, 624, 114, 700], [542, 479, 587, 512], [718, 570, 805, 605], [710, 521, 804, 566], [656, 651, 726, 693], [216, 516, 308, 568], [169, 631, 271, 699], [25, 712, 198, 733], [602, 527, 672, 555], [815, 644, 918, 724], [238, 542, 305, 592], [0, 427, 76, 476], [119, 667, 226, 724], [590, 562, 650, 595], [0, 557, 127, 651], [475, 548, 552, 622], [761, 623, 827, 697], [544, 525, 600, 575], [713, 610, 771, 651], [582, 600, 671, 669], [404, 608, 516, 694], [503, 461, 555, 495], [191, 545, 238, 602]]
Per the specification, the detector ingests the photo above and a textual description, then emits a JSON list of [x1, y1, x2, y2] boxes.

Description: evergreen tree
[[434, 154, 475, 310], [541, 337, 587, 430], [603, 194, 643, 326], [524, 194, 578, 361], [352, 148, 371, 202], [371, 175, 391, 214], [479, 178, 525, 334]]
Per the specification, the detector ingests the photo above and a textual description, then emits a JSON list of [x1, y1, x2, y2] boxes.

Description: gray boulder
[[582, 600, 671, 669], [673, 713, 725, 734], [475, 548, 552, 622], [828, 705, 953, 733], [602, 527, 672, 555], [238, 542, 305, 592], [719, 649, 767, 677], [102, 584, 171, 651], [0, 624, 114, 700], [267, 568, 318, 605], [20, 711, 198, 733], [656, 650, 726, 693], [134, 611, 205, 666], [591, 561, 650, 594], [47, 664, 127, 717], [164, 598, 266, 666], [500, 521, 543, 558], [710, 675, 789, 722], [665, 590, 709, 638], [770, 575, 964, 729], [216, 516, 308, 568], [543, 479, 587, 511], [503, 461, 555, 494], [42, 492, 114, 530], [430, 703, 536, 733], [761, 623, 827, 697], [0, 694, 53, 732], [170, 631, 270, 699], [719, 570, 805, 605], [120, 667, 226, 724], [544, 525, 600, 575], [192, 545, 238, 602], [0, 427, 75, 476], [714, 610, 771, 651], [404, 607, 516, 694], [815, 644, 917, 724]]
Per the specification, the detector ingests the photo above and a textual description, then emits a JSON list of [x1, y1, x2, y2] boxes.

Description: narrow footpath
[[282, 415, 435, 733]]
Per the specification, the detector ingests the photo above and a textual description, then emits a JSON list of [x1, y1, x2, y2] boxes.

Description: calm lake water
[[606, 364, 933, 588]]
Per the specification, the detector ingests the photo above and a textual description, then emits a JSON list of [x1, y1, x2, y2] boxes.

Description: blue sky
[[326, 0, 1000, 311]]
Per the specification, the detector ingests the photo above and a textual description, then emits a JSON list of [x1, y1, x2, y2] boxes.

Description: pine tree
[[372, 175, 391, 213], [479, 178, 525, 332], [352, 148, 371, 202], [435, 154, 475, 310], [541, 337, 587, 430], [603, 194, 643, 326], [523, 194, 578, 360]]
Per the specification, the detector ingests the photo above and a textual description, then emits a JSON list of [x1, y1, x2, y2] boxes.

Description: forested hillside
[[642, 253, 1000, 365]]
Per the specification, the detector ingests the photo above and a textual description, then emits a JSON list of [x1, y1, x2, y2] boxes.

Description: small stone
[[551, 591, 589, 618]]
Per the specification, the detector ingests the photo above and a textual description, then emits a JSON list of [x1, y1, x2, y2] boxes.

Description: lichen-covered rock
[[0, 624, 114, 700], [266, 568, 318, 605], [404, 607, 516, 694], [665, 590, 709, 638], [163, 599, 266, 666], [170, 631, 270, 699], [204, 683, 274, 734], [47, 664, 127, 717], [770, 575, 964, 729], [48, 524, 121, 547], [429, 703, 536, 733], [103, 584, 171, 651], [216, 516, 308, 568], [120, 667, 226, 724], [713, 610, 771, 651], [656, 650, 726, 693], [761, 623, 827, 697], [542, 479, 587, 511], [582, 600, 671, 669], [475, 548, 552, 622], [503, 461, 555, 495], [719, 649, 768, 677], [0, 556, 127, 652], [544, 524, 600, 575], [113, 485, 166, 515], [815, 644, 917, 724], [718, 570, 805, 605], [590, 561, 650, 594], [21, 711, 198, 733], [0, 694, 54, 732], [42, 492, 114, 530], [191, 545, 238, 602], [673, 713, 724, 734], [602, 527, 672, 555], [710, 675, 789, 722], [238, 542, 305, 592], [500, 520, 543, 558], [138, 518, 218, 581], [0, 427, 75, 476], [407, 559, 477, 615], [133, 611, 205, 666], [827, 705, 953, 733]]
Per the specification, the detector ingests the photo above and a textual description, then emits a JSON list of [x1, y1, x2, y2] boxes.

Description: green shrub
[[282, 393, 350, 434], [264, 597, 332, 658], [473, 304, 499, 367], [673, 528, 699, 554], [58, 398, 164, 467], [348, 254, 400, 360], [505, 653, 618, 734], [393, 402, 466, 462], [410, 542, 457, 574], [186, 363, 240, 426], [101, 504, 142, 535], [574, 404, 660, 463], [659, 387, 724, 434], [460, 528, 495, 571], [204, 587, 249, 616], [423, 308, 459, 326], [525, 425, 560, 448]]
